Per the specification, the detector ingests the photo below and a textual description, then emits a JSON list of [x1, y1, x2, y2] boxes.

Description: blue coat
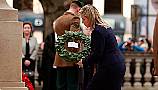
[[87, 25, 124, 67], [86, 24, 125, 90]]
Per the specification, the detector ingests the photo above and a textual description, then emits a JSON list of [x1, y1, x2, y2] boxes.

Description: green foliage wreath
[[55, 31, 91, 62]]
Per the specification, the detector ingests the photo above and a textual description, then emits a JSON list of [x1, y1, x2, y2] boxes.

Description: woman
[[80, 5, 126, 90], [22, 22, 39, 87]]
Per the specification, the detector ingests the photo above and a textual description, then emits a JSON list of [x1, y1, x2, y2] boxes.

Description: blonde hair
[[80, 4, 109, 29]]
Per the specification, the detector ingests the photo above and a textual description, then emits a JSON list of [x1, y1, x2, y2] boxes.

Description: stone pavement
[[35, 81, 42, 90], [34, 83, 158, 90]]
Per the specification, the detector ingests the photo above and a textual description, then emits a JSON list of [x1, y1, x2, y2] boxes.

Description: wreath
[[55, 31, 91, 62]]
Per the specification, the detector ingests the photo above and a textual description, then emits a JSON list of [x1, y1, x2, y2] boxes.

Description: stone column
[[124, 58, 132, 87], [134, 58, 142, 87], [0, 0, 27, 90], [144, 58, 152, 87]]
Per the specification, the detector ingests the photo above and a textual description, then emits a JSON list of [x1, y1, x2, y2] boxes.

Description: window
[[104, 0, 122, 14]]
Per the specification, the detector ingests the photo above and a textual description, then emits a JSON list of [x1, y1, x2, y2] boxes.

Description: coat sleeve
[[30, 38, 39, 60]]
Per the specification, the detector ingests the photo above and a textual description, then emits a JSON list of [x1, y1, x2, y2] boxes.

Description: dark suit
[[41, 33, 57, 90], [86, 24, 126, 90]]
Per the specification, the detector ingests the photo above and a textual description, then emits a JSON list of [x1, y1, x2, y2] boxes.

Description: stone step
[[122, 87, 158, 90], [0, 87, 28, 90], [0, 82, 25, 87]]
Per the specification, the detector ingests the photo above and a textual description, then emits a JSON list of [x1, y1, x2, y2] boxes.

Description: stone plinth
[[0, 0, 17, 21], [0, 0, 27, 90], [0, 87, 28, 90], [0, 82, 25, 87], [0, 9, 18, 21], [0, 22, 22, 81]]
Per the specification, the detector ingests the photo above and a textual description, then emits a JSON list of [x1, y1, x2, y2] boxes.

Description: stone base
[[0, 9, 18, 21], [0, 21, 22, 82], [0, 1, 26, 90], [0, 82, 28, 90], [122, 86, 158, 90], [0, 82, 25, 87], [0, 87, 28, 90]]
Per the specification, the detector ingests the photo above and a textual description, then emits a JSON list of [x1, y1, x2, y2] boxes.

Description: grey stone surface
[[0, 0, 27, 89]]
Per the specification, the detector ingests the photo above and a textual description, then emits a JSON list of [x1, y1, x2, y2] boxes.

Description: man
[[41, 32, 56, 90], [53, 1, 83, 90]]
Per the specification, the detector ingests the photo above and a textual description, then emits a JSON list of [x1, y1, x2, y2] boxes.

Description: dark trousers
[[56, 67, 79, 90], [42, 68, 57, 90], [22, 58, 35, 88], [86, 63, 125, 90], [83, 62, 94, 90]]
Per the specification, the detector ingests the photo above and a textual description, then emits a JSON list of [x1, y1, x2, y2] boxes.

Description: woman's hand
[[76, 59, 83, 68], [24, 60, 31, 66], [83, 26, 92, 36]]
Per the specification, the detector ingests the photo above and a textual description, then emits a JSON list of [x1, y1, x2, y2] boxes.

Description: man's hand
[[76, 59, 83, 68]]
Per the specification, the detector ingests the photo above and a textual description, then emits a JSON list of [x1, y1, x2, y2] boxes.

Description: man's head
[[70, 0, 83, 13]]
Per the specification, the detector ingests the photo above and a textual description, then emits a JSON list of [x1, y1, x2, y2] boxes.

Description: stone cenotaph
[[0, 0, 27, 90]]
